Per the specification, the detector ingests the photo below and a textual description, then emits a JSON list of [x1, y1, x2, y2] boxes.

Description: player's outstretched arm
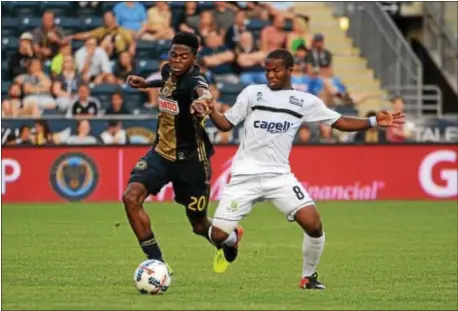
[[126, 75, 163, 89], [209, 109, 234, 132], [332, 111, 405, 132], [190, 98, 234, 132]]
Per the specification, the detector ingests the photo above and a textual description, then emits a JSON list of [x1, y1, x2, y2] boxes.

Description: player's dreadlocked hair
[[172, 32, 200, 55], [266, 49, 295, 69]]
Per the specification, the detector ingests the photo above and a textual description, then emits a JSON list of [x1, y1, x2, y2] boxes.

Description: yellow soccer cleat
[[213, 248, 229, 273]]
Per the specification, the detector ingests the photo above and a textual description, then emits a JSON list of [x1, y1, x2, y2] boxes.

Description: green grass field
[[2, 201, 457, 310]]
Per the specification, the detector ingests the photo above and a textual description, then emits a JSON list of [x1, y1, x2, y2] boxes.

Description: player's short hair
[[172, 32, 200, 54], [266, 49, 295, 69]]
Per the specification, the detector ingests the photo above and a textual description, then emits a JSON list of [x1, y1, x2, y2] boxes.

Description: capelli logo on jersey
[[158, 97, 180, 115], [254, 120, 293, 133]]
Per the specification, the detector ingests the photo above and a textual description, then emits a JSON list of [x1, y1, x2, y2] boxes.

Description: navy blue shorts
[[128, 149, 211, 219]]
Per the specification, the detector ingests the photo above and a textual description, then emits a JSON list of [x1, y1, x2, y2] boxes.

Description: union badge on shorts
[[135, 160, 147, 170]]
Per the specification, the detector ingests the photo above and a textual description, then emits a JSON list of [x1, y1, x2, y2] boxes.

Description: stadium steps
[[294, 2, 390, 116], [444, 2, 458, 38]]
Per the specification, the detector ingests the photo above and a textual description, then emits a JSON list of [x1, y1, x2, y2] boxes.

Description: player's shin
[[208, 225, 237, 247], [293, 205, 325, 278], [123, 184, 164, 262], [302, 232, 325, 277]]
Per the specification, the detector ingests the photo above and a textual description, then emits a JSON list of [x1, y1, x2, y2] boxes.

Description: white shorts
[[213, 173, 315, 233]]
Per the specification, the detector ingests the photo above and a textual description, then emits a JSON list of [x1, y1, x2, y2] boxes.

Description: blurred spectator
[[74, 37, 115, 84], [67, 84, 101, 117], [197, 11, 218, 41], [68, 11, 136, 58], [2, 83, 39, 117], [238, 2, 270, 20], [306, 66, 325, 97], [294, 44, 308, 63], [225, 10, 247, 50], [113, 51, 137, 84], [287, 15, 312, 52], [15, 58, 56, 111], [32, 11, 64, 59], [53, 55, 85, 111], [33, 120, 54, 145], [213, 2, 237, 34], [105, 92, 130, 115], [260, 15, 287, 52], [100, 120, 127, 144], [320, 67, 347, 106], [197, 58, 215, 85], [291, 59, 322, 95], [306, 34, 332, 69], [386, 96, 413, 142], [5, 134, 17, 146], [138, 2, 175, 40], [176, 1, 200, 33], [144, 59, 169, 108], [208, 83, 233, 144], [9, 32, 36, 80], [209, 84, 229, 113], [16, 125, 33, 145], [50, 42, 73, 76], [319, 123, 339, 144], [113, 1, 147, 33], [236, 31, 267, 85], [66, 119, 98, 144], [200, 31, 237, 83], [354, 111, 387, 144], [259, 1, 296, 19], [296, 123, 311, 144]]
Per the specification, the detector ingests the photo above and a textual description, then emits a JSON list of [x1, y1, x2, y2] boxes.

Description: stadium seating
[[1, 81, 11, 96], [1, 17, 19, 37], [295, 3, 388, 114], [136, 59, 160, 77]]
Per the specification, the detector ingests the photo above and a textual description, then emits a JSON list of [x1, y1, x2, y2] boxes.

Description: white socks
[[302, 232, 325, 278], [223, 231, 237, 247], [208, 226, 237, 247]]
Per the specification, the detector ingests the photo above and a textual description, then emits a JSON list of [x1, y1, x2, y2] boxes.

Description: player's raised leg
[[209, 175, 261, 272], [123, 150, 170, 262], [267, 173, 325, 289]]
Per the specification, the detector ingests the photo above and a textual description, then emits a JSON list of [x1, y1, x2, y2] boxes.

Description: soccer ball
[[133, 259, 172, 295]]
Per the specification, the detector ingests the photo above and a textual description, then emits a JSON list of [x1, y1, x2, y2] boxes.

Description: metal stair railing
[[331, 2, 441, 117], [423, 3, 458, 93]]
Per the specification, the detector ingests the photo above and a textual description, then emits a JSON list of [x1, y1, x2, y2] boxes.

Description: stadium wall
[[2, 145, 457, 203]]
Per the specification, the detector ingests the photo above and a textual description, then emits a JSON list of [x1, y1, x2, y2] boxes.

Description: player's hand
[[126, 75, 148, 89], [376, 110, 405, 128], [190, 99, 213, 117]]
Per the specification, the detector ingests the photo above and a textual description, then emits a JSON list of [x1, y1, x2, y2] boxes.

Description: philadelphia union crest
[[50, 153, 99, 201]]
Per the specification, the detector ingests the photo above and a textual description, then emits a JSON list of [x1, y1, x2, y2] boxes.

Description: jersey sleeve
[[302, 96, 341, 126], [224, 86, 251, 126], [190, 75, 210, 92]]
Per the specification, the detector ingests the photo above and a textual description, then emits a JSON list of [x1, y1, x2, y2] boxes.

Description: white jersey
[[224, 84, 341, 175]]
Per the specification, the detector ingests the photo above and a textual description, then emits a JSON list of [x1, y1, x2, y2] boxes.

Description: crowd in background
[[2, 1, 412, 146]]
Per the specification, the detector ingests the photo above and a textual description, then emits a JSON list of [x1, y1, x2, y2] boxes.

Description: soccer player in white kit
[[191, 49, 405, 289]]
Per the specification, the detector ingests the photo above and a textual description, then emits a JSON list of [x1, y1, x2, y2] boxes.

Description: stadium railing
[[423, 3, 458, 93], [331, 2, 442, 117]]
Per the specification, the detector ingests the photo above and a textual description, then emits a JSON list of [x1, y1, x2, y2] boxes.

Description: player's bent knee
[[191, 221, 208, 236], [294, 205, 323, 237], [306, 221, 323, 238]]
